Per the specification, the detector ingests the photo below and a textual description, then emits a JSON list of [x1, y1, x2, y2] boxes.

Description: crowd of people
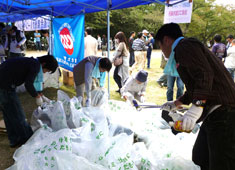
[[0, 22, 235, 170], [83, 28, 156, 105]]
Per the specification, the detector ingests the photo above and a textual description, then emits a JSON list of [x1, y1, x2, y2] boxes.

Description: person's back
[[8, 26, 26, 57], [73, 56, 99, 86], [212, 34, 226, 60], [0, 57, 40, 94], [176, 37, 235, 107], [132, 37, 146, 51], [224, 44, 235, 69], [84, 27, 97, 57], [224, 40, 235, 80]]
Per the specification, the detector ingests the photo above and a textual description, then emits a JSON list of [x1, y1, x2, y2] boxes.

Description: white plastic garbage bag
[[57, 90, 71, 116], [36, 101, 68, 131], [8, 128, 74, 170], [91, 88, 108, 107]]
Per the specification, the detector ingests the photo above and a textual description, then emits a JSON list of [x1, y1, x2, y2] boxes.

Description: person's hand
[[168, 111, 183, 122], [123, 96, 127, 101], [36, 96, 43, 106], [85, 98, 91, 107], [41, 95, 51, 103], [160, 101, 177, 112], [16, 45, 20, 48], [140, 96, 145, 103], [182, 104, 203, 131]]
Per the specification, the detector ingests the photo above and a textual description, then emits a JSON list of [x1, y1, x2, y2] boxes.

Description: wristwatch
[[192, 99, 206, 107]]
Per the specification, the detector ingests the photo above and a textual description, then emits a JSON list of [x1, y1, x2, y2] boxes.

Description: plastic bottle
[[169, 121, 200, 134]]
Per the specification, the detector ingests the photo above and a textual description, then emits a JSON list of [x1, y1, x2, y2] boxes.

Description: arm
[[3, 35, 8, 50], [25, 63, 40, 97], [114, 43, 124, 58], [141, 41, 148, 51], [121, 77, 132, 97], [95, 40, 98, 55], [140, 82, 147, 96], [17, 31, 26, 46], [84, 62, 94, 99]]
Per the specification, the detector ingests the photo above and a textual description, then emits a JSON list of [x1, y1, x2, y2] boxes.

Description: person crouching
[[121, 70, 148, 103]]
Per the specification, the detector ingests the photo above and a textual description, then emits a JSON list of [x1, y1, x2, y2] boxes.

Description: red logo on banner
[[59, 27, 74, 55]]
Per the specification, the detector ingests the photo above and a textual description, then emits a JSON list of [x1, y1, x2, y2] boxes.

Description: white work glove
[[36, 96, 43, 106], [182, 104, 203, 131], [85, 98, 91, 107], [161, 101, 177, 112], [41, 95, 51, 103], [139, 96, 145, 103], [168, 111, 183, 122]]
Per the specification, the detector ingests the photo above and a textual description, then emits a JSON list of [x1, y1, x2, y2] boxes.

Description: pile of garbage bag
[[7, 90, 200, 170]]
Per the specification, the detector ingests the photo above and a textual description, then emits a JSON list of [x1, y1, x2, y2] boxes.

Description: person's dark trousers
[[147, 48, 152, 68], [167, 75, 184, 101], [0, 88, 33, 146], [113, 66, 122, 90], [192, 106, 235, 170], [36, 41, 41, 51], [9, 52, 24, 58], [129, 51, 135, 67]]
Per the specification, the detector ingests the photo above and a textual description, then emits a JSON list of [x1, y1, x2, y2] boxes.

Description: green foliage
[[183, 0, 235, 44], [84, 0, 235, 45]]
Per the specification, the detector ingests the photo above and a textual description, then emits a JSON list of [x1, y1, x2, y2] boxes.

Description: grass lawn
[[0, 50, 180, 169]]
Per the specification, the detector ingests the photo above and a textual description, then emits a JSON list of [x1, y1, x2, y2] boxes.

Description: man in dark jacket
[[0, 55, 58, 147], [157, 23, 235, 170]]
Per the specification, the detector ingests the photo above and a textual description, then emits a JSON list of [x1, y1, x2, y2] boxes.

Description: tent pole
[[49, 16, 52, 55], [49, 9, 53, 55], [107, 0, 112, 99]]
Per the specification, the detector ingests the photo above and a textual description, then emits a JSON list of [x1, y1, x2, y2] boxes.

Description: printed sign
[[15, 16, 50, 31], [164, 1, 193, 24], [52, 14, 84, 71]]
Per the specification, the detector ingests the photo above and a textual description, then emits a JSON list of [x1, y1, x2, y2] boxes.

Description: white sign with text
[[15, 16, 50, 31], [164, 1, 193, 24]]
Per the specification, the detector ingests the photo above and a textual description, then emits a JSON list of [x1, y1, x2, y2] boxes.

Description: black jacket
[[0, 57, 40, 97]]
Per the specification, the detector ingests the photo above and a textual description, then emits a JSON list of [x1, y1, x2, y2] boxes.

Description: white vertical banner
[[164, 1, 193, 24], [15, 16, 50, 31]]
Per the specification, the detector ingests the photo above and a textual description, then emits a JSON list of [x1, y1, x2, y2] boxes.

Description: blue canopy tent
[[0, 0, 190, 96]]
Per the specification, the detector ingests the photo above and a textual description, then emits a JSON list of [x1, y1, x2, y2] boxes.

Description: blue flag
[[52, 14, 85, 71]]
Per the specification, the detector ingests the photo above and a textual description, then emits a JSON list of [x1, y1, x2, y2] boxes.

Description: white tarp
[[164, 0, 193, 24]]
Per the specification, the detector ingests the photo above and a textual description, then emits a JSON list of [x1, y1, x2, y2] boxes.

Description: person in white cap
[[121, 70, 148, 103], [142, 29, 149, 43]]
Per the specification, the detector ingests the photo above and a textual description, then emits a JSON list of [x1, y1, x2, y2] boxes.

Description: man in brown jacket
[[157, 23, 235, 170]]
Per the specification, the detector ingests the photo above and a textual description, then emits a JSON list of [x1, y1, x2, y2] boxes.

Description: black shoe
[[157, 81, 163, 88], [115, 89, 120, 93]]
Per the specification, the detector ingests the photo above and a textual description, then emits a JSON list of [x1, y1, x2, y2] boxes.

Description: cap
[[135, 70, 148, 82], [227, 35, 234, 39], [142, 29, 149, 34]]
